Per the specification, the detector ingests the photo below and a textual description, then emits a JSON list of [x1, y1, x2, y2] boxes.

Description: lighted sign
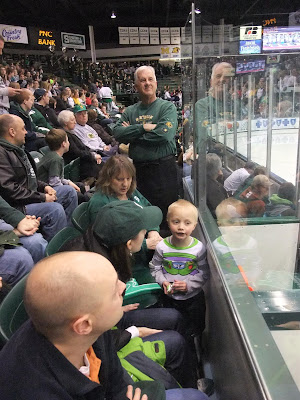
[[240, 26, 262, 41], [38, 30, 55, 46], [263, 26, 300, 51], [236, 60, 265, 74], [239, 40, 262, 54]]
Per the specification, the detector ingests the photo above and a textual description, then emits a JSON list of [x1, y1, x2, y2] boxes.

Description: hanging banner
[[139, 27, 149, 44], [129, 27, 139, 45], [61, 32, 86, 49], [160, 27, 170, 44], [170, 27, 180, 44], [150, 27, 159, 44], [202, 26, 212, 43], [160, 45, 181, 59], [0, 24, 28, 44], [118, 27, 129, 45]]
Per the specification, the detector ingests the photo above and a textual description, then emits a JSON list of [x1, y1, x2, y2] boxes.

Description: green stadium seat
[[0, 275, 28, 345], [71, 202, 90, 233], [39, 145, 50, 155], [45, 226, 82, 256], [29, 151, 43, 165], [64, 157, 80, 182], [0, 277, 163, 346]]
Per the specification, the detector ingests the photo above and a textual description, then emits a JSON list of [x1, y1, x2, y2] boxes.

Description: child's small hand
[[162, 281, 173, 295], [172, 280, 187, 293]]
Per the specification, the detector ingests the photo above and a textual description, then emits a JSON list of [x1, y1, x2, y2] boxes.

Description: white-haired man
[[113, 66, 178, 227], [195, 62, 235, 153]]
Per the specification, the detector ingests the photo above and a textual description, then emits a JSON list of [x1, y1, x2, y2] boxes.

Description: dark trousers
[[162, 290, 206, 337], [134, 155, 178, 230]]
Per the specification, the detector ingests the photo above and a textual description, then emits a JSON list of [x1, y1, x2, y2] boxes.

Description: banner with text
[[0, 24, 28, 44], [160, 45, 181, 59], [61, 32, 86, 49]]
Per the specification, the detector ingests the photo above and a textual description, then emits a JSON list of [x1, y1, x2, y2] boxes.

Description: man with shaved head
[[0, 252, 152, 400], [0, 114, 78, 240], [0, 252, 209, 400]]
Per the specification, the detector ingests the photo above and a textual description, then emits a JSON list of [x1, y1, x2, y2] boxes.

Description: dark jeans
[[117, 308, 185, 335], [134, 155, 178, 230], [162, 290, 206, 337]]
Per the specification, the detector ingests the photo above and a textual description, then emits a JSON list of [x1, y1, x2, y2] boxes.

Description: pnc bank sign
[[38, 30, 56, 46]]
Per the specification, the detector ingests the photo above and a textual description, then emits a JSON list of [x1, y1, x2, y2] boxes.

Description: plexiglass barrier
[[181, 9, 300, 399]]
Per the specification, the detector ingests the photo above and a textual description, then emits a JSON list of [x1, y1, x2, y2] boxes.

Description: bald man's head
[[24, 252, 126, 341]]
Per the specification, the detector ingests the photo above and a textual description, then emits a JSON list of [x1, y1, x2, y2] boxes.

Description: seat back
[[30, 151, 43, 165], [46, 226, 82, 256], [64, 157, 80, 181], [0, 275, 28, 345], [39, 145, 50, 155], [71, 202, 90, 233]]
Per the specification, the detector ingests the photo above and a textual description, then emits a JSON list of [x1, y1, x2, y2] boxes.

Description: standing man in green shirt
[[113, 66, 178, 228]]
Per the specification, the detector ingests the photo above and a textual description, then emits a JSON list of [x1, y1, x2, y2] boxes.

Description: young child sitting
[[150, 199, 209, 336], [37, 128, 84, 202]]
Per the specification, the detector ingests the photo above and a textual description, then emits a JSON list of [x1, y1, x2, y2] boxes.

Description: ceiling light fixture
[[111, 11, 116, 19]]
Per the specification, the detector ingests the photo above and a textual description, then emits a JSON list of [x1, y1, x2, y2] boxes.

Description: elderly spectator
[[113, 66, 178, 228], [72, 104, 117, 160], [195, 62, 235, 152], [58, 110, 102, 181], [87, 109, 118, 147]]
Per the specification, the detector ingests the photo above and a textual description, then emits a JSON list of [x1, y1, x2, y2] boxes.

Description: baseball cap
[[34, 88, 46, 101], [73, 104, 87, 114], [93, 200, 163, 247]]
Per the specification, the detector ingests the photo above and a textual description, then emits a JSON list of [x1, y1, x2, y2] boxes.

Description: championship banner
[[0, 24, 28, 44], [160, 45, 181, 59], [61, 32, 86, 50], [118, 27, 129, 45], [170, 27, 180, 45], [139, 27, 149, 45], [150, 27, 159, 45], [160, 28, 170, 44], [129, 27, 139, 45]]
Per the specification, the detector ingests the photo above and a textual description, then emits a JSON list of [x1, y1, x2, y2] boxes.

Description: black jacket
[[0, 140, 47, 212], [64, 130, 101, 180], [34, 102, 59, 128], [0, 320, 128, 400]]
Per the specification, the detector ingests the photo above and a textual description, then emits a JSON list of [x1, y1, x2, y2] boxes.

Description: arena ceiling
[[0, 0, 299, 45]]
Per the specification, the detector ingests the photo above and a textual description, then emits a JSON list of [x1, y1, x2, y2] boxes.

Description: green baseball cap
[[93, 200, 162, 247], [73, 104, 87, 113]]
